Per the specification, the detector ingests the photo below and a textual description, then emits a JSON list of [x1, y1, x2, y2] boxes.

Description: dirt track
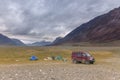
[[0, 60, 120, 80]]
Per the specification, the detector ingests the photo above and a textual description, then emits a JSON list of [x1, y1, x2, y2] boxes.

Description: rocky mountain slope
[[53, 7, 120, 45]]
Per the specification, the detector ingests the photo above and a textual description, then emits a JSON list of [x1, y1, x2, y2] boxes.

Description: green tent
[[55, 56, 63, 60]]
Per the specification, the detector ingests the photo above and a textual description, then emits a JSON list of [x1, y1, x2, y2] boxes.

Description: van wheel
[[90, 62, 94, 64], [73, 59, 77, 64]]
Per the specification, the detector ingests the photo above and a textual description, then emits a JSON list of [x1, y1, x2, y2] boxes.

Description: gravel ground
[[0, 61, 120, 80]]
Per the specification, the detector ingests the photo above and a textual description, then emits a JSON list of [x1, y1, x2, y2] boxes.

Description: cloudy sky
[[0, 0, 120, 43]]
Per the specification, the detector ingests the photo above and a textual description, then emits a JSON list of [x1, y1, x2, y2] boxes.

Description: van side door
[[77, 53, 82, 61]]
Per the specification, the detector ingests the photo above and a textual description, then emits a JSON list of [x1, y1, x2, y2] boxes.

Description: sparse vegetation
[[0, 46, 119, 64]]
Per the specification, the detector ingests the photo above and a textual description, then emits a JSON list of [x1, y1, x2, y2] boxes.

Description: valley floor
[[0, 59, 120, 80], [0, 46, 120, 80]]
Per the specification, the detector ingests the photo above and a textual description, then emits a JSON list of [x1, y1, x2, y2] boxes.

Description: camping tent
[[30, 56, 38, 61]]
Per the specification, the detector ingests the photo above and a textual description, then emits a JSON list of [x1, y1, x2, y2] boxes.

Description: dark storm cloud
[[0, 0, 120, 43]]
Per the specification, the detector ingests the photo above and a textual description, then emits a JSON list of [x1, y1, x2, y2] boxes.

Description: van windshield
[[85, 53, 91, 56]]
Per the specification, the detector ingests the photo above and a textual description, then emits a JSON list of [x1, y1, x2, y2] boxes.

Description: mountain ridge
[[28, 41, 51, 46], [53, 7, 120, 45], [0, 33, 25, 46]]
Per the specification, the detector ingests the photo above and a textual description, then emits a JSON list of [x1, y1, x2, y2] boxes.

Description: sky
[[0, 0, 120, 43]]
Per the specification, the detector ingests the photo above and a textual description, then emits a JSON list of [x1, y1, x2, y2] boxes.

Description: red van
[[72, 51, 95, 64]]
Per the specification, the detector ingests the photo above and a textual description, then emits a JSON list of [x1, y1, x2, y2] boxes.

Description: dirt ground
[[0, 58, 120, 80]]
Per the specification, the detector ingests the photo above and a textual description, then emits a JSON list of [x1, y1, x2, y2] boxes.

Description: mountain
[[0, 34, 16, 45], [0, 33, 25, 46], [28, 41, 52, 46], [12, 39, 25, 46], [52, 37, 63, 44], [53, 7, 120, 45]]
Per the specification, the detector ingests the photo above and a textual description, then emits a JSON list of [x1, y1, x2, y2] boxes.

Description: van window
[[82, 53, 86, 57], [86, 53, 91, 56], [77, 53, 81, 57]]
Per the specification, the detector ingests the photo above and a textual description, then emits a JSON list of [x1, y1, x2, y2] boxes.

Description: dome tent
[[30, 55, 38, 61], [55, 56, 63, 60]]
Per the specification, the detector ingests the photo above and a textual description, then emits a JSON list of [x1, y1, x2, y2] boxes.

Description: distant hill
[[28, 41, 52, 46], [12, 39, 25, 46], [0, 33, 25, 46], [53, 7, 120, 45]]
